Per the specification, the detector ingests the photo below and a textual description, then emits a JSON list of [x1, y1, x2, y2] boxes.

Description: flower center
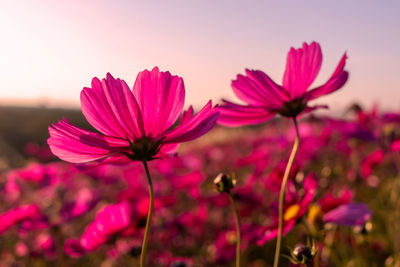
[[277, 98, 307, 117], [307, 204, 322, 225], [123, 136, 165, 161], [284, 204, 300, 221]]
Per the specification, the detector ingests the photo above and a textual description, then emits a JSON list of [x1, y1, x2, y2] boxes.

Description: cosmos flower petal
[[299, 173, 318, 213], [303, 104, 329, 113], [180, 106, 194, 124], [218, 100, 275, 127], [283, 41, 323, 98], [391, 139, 400, 151], [163, 101, 219, 143], [323, 203, 372, 226], [0, 205, 41, 234], [304, 53, 349, 101], [81, 74, 144, 139], [79, 202, 132, 252], [232, 70, 288, 106], [132, 67, 185, 137], [159, 143, 180, 156], [256, 220, 296, 245], [48, 118, 127, 163]]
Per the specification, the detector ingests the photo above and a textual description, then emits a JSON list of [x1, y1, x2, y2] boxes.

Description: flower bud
[[287, 239, 317, 264], [213, 173, 236, 193]]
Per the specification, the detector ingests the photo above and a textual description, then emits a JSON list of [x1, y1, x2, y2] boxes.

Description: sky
[[0, 0, 399, 113]]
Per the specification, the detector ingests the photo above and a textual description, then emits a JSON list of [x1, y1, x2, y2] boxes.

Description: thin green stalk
[[273, 117, 300, 267], [140, 161, 154, 267], [228, 193, 241, 267]]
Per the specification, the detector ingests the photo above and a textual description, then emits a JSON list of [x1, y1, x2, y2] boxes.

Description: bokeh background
[[1, 2, 400, 266]]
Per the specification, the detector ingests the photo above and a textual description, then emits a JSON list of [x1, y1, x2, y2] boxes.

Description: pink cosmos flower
[[64, 202, 132, 257], [0, 205, 43, 234], [256, 174, 317, 245], [48, 67, 218, 164], [33, 233, 56, 259], [361, 149, 384, 179], [60, 188, 98, 222], [218, 41, 348, 126], [319, 188, 353, 213]]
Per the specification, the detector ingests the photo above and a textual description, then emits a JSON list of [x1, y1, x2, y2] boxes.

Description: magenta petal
[[48, 118, 127, 163], [299, 173, 317, 213], [304, 53, 349, 101], [132, 67, 185, 137], [303, 104, 329, 114], [217, 100, 275, 127], [323, 203, 372, 226], [163, 101, 219, 143], [80, 202, 132, 252], [159, 143, 180, 156], [283, 42, 323, 98], [232, 70, 287, 107], [81, 74, 144, 139], [181, 106, 194, 124], [0, 205, 40, 234], [391, 139, 400, 151], [256, 220, 296, 245]]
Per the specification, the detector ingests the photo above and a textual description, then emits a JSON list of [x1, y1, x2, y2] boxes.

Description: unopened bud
[[287, 239, 317, 264], [214, 173, 236, 193]]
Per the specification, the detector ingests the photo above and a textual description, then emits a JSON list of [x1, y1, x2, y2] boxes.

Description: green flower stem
[[273, 117, 301, 267], [228, 193, 241, 267], [140, 160, 154, 267]]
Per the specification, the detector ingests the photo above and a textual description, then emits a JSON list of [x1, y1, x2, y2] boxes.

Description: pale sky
[[0, 0, 399, 112]]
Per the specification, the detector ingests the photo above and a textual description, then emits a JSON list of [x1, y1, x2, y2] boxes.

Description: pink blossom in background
[[15, 241, 28, 257], [360, 149, 384, 179], [48, 67, 219, 165], [323, 203, 372, 226], [0, 205, 43, 234], [33, 233, 56, 259], [319, 188, 354, 213], [64, 202, 133, 257], [60, 188, 98, 221], [218, 41, 348, 126], [256, 173, 318, 245]]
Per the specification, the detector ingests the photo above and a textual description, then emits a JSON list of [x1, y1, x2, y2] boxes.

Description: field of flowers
[[1, 42, 399, 267]]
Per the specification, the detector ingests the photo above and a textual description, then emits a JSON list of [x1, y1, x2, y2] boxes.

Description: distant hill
[[0, 106, 93, 169]]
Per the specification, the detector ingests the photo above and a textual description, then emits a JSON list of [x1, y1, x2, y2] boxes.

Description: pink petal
[[302, 104, 329, 114], [256, 220, 296, 245], [181, 106, 194, 124], [74, 155, 132, 171], [159, 143, 180, 156], [391, 139, 400, 151], [80, 73, 144, 140], [299, 173, 317, 212], [323, 203, 372, 226], [132, 67, 185, 137], [304, 53, 349, 101], [217, 100, 275, 127], [48, 118, 127, 163], [80, 202, 131, 251], [162, 101, 219, 143], [232, 69, 288, 107], [283, 42, 323, 98]]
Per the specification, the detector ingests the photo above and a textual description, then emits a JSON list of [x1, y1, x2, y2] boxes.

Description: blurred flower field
[[0, 42, 399, 267], [0, 105, 400, 266]]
